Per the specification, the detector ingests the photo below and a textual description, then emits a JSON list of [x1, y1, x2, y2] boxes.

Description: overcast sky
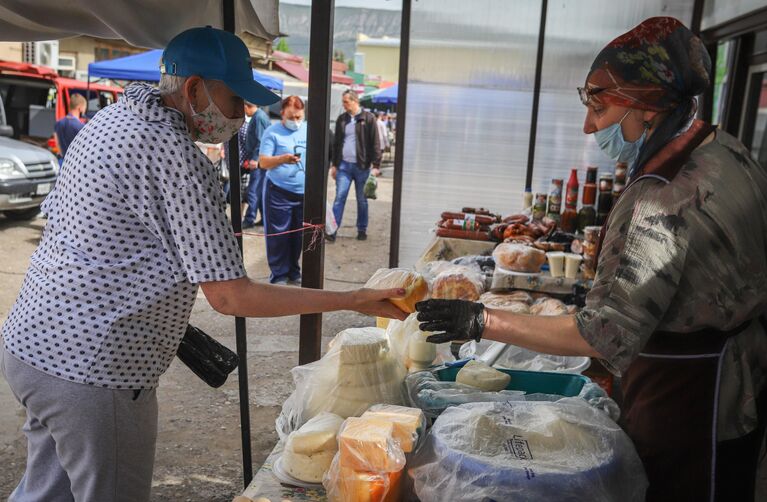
[[281, 0, 401, 10]]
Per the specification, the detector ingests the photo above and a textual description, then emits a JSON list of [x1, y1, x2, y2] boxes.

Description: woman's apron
[[594, 121, 763, 501]]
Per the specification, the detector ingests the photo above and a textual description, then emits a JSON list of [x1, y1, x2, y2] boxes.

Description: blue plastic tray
[[434, 363, 589, 397]]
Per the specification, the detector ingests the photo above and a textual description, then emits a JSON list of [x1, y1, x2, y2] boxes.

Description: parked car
[[0, 60, 122, 155], [0, 91, 58, 220]]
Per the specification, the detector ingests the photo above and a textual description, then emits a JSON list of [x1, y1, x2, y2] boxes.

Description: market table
[[241, 441, 328, 502]]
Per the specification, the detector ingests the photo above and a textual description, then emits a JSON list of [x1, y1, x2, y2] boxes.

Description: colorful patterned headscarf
[[583, 17, 710, 111], [581, 17, 712, 178]]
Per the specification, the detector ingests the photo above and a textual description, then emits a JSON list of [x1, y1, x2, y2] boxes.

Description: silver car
[[0, 100, 58, 221]]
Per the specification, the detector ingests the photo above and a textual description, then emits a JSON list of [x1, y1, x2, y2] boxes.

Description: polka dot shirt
[[1, 83, 245, 389]]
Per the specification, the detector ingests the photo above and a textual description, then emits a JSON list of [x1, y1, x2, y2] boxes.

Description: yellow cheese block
[[361, 405, 424, 453], [334, 466, 403, 502], [338, 417, 403, 472]]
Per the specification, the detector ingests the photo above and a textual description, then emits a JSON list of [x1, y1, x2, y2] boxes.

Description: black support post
[[299, 0, 335, 364], [388, 0, 412, 268], [524, 0, 548, 190], [222, 0, 253, 488]]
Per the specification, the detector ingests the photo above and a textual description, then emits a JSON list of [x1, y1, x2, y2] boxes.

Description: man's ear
[[183, 76, 205, 111]]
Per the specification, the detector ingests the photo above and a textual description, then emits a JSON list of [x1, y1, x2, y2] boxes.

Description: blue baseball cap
[[161, 26, 280, 106]]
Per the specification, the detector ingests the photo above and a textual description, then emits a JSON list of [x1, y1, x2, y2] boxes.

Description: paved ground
[[0, 169, 395, 501]]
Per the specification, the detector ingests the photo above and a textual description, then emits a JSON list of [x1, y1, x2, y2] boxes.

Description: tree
[[347, 58, 355, 72], [275, 38, 290, 53], [333, 49, 346, 62]]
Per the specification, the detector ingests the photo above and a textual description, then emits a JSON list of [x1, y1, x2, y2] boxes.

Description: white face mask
[[284, 118, 303, 131], [188, 82, 244, 143]]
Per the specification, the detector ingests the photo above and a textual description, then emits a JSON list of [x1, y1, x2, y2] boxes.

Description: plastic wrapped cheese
[[337, 417, 406, 472], [385, 313, 454, 371], [456, 360, 511, 391], [364, 268, 427, 313], [283, 412, 345, 483], [361, 404, 425, 453], [324, 456, 403, 502], [276, 328, 407, 439]]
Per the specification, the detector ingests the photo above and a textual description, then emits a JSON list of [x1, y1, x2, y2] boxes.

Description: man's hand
[[416, 299, 486, 343], [330, 165, 337, 180], [351, 288, 409, 320]]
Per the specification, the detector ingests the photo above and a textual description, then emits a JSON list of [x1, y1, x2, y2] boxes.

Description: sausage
[[502, 214, 529, 224], [440, 219, 490, 232], [436, 227, 490, 241], [440, 212, 496, 226]]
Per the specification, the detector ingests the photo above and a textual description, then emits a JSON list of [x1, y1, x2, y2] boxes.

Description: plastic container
[[434, 364, 589, 397]]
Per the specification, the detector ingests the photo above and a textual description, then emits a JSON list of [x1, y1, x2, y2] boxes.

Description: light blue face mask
[[594, 111, 647, 164], [284, 119, 302, 131]]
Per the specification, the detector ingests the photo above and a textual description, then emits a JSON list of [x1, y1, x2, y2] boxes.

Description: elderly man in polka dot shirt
[[0, 27, 406, 502]]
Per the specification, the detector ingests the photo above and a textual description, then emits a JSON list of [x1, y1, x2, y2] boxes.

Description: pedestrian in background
[[327, 90, 380, 241], [374, 111, 390, 176], [258, 95, 306, 285], [53, 93, 86, 163], [242, 101, 271, 228]]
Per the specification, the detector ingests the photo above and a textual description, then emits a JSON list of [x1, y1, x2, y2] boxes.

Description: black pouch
[[176, 324, 239, 388]]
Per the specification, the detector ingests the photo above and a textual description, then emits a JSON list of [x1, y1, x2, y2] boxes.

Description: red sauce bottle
[[560, 168, 579, 233]]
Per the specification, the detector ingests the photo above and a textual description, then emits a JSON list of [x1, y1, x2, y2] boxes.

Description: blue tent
[[371, 84, 398, 105], [87, 49, 283, 91]]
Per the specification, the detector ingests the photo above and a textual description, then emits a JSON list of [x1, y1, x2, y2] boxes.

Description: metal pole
[[524, 0, 548, 191], [388, 0, 412, 268], [299, 0, 335, 365], [222, 0, 253, 488]]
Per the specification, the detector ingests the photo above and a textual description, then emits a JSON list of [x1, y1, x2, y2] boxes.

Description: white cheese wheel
[[408, 332, 437, 365], [290, 413, 344, 455], [283, 448, 337, 483], [456, 360, 511, 391], [335, 328, 389, 364], [331, 378, 404, 402], [335, 356, 404, 387]]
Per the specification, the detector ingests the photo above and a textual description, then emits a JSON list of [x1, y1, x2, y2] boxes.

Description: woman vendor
[[416, 17, 766, 501]]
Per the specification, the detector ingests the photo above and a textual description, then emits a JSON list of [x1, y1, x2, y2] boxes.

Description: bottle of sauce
[[560, 169, 579, 233], [547, 179, 563, 224], [596, 174, 614, 225], [577, 166, 597, 232]]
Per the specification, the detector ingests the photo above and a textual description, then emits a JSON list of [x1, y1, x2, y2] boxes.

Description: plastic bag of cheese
[[276, 327, 408, 440], [386, 313, 454, 372], [282, 412, 345, 483], [323, 416, 406, 502], [361, 404, 426, 454], [408, 400, 648, 502]]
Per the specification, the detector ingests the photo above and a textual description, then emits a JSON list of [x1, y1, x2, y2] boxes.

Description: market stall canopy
[[372, 84, 398, 105], [88, 49, 284, 91], [0, 0, 279, 47]]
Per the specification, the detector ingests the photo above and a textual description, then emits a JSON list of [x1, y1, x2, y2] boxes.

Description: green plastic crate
[[434, 364, 589, 397]]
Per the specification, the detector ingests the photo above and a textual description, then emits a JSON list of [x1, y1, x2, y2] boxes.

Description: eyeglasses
[[577, 86, 606, 107]]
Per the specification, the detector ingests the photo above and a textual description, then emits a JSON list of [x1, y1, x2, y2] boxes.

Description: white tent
[[0, 0, 279, 48]]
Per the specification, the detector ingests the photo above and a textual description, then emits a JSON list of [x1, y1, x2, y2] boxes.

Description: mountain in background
[[278, 3, 401, 61]]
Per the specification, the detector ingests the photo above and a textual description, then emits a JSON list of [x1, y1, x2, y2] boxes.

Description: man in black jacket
[[328, 90, 381, 241]]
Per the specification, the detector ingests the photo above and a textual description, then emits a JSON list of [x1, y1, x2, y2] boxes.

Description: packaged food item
[[564, 253, 583, 279], [385, 313, 455, 371], [276, 328, 407, 439], [596, 174, 614, 225], [337, 417, 405, 472], [361, 404, 426, 453], [522, 188, 533, 211], [578, 167, 598, 232], [547, 178, 563, 223], [479, 290, 533, 308], [532, 192, 548, 220], [364, 268, 428, 314], [492, 243, 546, 273], [561, 169, 579, 233], [546, 251, 566, 278], [325, 459, 403, 502], [456, 360, 511, 392], [431, 265, 485, 301], [283, 412, 345, 483], [529, 297, 569, 316]]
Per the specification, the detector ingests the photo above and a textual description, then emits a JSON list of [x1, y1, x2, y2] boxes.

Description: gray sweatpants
[[1, 344, 158, 502]]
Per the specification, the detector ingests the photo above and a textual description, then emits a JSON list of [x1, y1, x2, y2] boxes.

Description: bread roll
[[365, 268, 428, 313], [492, 243, 546, 273]]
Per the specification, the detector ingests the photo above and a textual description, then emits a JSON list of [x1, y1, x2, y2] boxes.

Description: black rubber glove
[[416, 299, 486, 344]]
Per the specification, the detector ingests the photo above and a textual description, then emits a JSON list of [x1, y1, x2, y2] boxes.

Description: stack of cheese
[[282, 412, 345, 483], [324, 405, 425, 502], [305, 328, 407, 420]]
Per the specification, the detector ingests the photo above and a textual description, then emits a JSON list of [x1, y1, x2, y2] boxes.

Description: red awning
[[274, 59, 309, 82], [332, 72, 353, 85]]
